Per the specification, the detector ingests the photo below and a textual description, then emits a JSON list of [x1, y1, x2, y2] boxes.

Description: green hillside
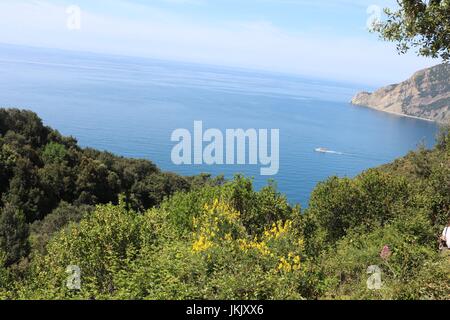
[[0, 109, 449, 300]]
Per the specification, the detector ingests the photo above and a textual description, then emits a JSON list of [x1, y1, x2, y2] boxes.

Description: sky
[[0, 0, 440, 86]]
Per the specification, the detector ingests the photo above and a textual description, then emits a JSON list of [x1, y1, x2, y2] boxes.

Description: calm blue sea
[[0, 44, 439, 207]]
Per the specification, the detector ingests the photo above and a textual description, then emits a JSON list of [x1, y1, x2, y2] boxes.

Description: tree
[[0, 204, 30, 266], [29, 202, 93, 254], [436, 123, 450, 151], [0, 250, 12, 298], [374, 0, 450, 61], [42, 142, 68, 164]]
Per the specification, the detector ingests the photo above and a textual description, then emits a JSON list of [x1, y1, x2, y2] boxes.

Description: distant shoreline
[[352, 103, 436, 123], [375, 108, 435, 123], [384, 110, 435, 122]]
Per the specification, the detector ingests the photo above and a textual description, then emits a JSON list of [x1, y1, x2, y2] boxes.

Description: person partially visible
[[440, 219, 450, 252]]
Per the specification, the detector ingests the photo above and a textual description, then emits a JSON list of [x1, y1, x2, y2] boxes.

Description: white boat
[[315, 147, 329, 153]]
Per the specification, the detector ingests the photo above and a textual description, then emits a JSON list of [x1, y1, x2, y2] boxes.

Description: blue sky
[[0, 0, 438, 85]]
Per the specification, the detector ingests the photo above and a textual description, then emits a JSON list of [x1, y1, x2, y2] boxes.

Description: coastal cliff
[[351, 63, 450, 123]]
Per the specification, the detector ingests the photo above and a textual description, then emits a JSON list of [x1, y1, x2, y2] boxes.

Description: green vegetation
[[0, 109, 222, 263], [374, 0, 450, 61], [0, 109, 449, 300]]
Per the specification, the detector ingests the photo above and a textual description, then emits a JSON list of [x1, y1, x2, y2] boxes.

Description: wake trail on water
[[324, 150, 344, 155], [315, 148, 387, 162], [315, 148, 344, 155]]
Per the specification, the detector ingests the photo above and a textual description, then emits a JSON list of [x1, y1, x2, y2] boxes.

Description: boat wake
[[314, 148, 387, 162], [315, 148, 343, 155]]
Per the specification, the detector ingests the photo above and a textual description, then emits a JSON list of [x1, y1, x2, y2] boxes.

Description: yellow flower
[[192, 235, 213, 252], [277, 257, 292, 272], [238, 238, 271, 256], [192, 199, 242, 253], [276, 254, 301, 273], [263, 220, 292, 240]]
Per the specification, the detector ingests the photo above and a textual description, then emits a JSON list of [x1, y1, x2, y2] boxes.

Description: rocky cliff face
[[351, 63, 450, 123]]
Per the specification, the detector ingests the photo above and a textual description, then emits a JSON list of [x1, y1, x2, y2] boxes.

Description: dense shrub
[[17, 191, 322, 300], [321, 211, 448, 300], [0, 204, 29, 266]]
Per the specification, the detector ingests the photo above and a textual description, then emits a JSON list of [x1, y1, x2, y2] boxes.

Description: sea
[[0, 43, 439, 207]]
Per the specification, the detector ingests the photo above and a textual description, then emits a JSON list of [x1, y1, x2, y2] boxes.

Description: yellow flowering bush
[[191, 198, 306, 277], [192, 199, 245, 253]]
